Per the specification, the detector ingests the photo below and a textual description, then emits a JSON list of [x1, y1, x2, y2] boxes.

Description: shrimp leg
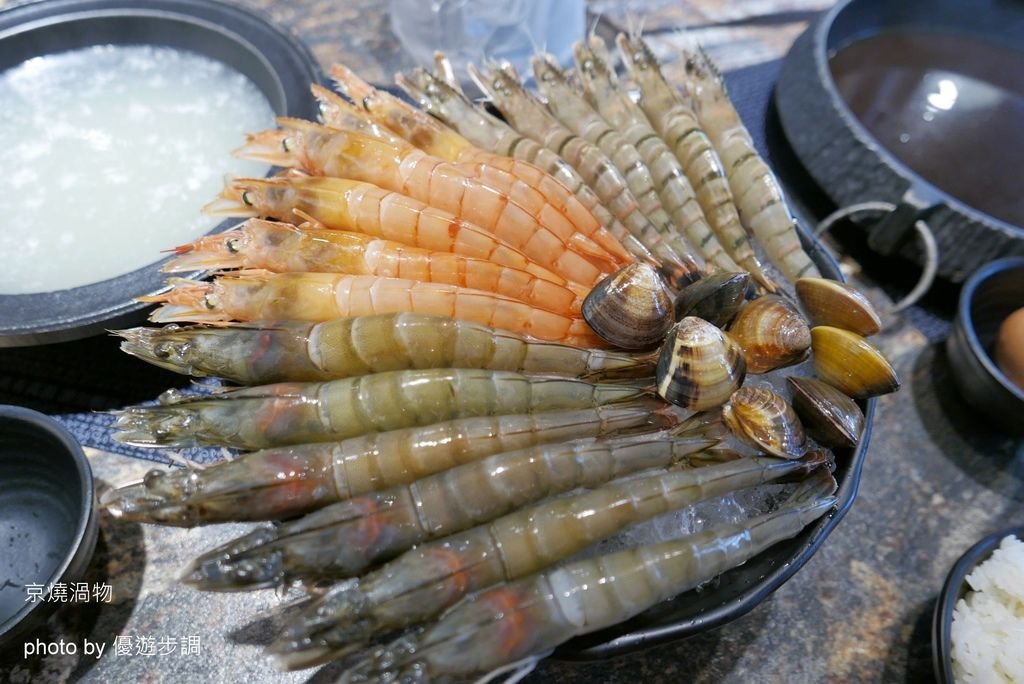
[[681, 47, 820, 283], [143, 271, 605, 348], [115, 314, 654, 385], [180, 432, 721, 590], [100, 403, 675, 525], [110, 369, 653, 449], [273, 453, 829, 670]]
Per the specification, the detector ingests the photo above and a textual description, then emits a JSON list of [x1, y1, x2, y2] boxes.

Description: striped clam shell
[[655, 317, 746, 410]]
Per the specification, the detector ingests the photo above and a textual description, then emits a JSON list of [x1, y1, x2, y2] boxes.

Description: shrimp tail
[[232, 128, 294, 165]]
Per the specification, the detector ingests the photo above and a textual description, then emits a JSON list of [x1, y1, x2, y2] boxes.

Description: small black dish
[[557, 228, 875, 659], [0, 405, 98, 647], [933, 526, 1024, 684], [776, 0, 1024, 283], [945, 257, 1024, 435], [0, 0, 322, 347]]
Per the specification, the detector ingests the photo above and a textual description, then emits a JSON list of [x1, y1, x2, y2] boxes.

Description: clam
[[810, 326, 900, 398], [727, 295, 811, 374], [673, 271, 751, 328], [655, 317, 746, 410], [582, 262, 674, 350], [795, 277, 882, 336], [722, 386, 806, 459], [787, 376, 865, 449]]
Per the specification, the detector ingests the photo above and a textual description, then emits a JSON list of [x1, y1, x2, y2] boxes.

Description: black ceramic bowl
[[0, 405, 98, 647], [557, 229, 875, 659], [945, 257, 1024, 435], [933, 526, 1024, 683], [776, 0, 1024, 282], [0, 0, 322, 347]]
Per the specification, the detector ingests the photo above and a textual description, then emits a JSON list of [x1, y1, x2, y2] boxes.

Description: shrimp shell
[[143, 271, 605, 348], [682, 47, 820, 283], [100, 403, 676, 525], [341, 471, 836, 684], [181, 431, 719, 590], [314, 457, 832, 676], [110, 369, 654, 449], [237, 120, 615, 285], [163, 219, 583, 316], [204, 174, 576, 292], [566, 42, 733, 272], [115, 314, 654, 384], [529, 54, 699, 273], [398, 63, 653, 267], [326, 65, 632, 267], [615, 34, 776, 291], [468, 62, 702, 286]]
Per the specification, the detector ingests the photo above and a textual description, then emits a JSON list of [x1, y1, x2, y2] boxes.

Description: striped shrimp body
[[469, 63, 702, 286], [204, 175, 575, 291], [682, 48, 820, 283], [182, 431, 720, 591], [111, 369, 653, 450], [573, 39, 750, 282], [238, 120, 615, 285], [274, 452, 828, 670], [396, 64, 651, 266], [115, 314, 655, 385], [340, 470, 836, 683], [326, 65, 631, 267], [143, 271, 605, 348], [529, 53, 705, 277], [164, 219, 582, 316], [100, 403, 676, 525], [615, 34, 775, 291]]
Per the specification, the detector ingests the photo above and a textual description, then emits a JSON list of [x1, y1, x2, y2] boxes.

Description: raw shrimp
[[572, 39, 757, 285], [100, 403, 676, 525], [396, 64, 648, 265], [324, 66, 632, 267], [615, 33, 776, 291], [163, 219, 583, 315], [204, 174, 575, 290], [111, 369, 653, 449], [181, 431, 720, 590], [273, 453, 829, 670], [530, 53, 709, 277], [468, 62, 702, 286], [115, 314, 654, 384], [681, 47, 820, 283], [237, 120, 616, 285], [340, 470, 835, 683], [143, 271, 605, 348]]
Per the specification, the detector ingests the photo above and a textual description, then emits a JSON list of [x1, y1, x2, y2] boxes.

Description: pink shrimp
[[165, 219, 583, 315], [235, 119, 617, 286], [323, 66, 633, 266], [203, 175, 586, 298], [143, 271, 608, 348]]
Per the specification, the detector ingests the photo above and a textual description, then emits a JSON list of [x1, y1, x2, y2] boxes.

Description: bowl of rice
[[933, 527, 1024, 683]]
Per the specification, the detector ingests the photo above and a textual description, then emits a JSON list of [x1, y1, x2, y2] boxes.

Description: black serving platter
[[0, 405, 98, 646], [557, 226, 875, 659], [0, 0, 322, 347], [776, 0, 1024, 283], [932, 526, 1024, 684]]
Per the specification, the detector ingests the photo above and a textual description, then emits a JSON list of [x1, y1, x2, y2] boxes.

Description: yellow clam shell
[[796, 277, 882, 336], [810, 326, 900, 398]]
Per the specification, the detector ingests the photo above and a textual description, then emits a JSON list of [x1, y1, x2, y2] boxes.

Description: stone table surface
[[2, 0, 1023, 682]]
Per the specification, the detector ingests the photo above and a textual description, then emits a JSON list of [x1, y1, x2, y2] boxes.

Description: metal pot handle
[[815, 200, 939, 313]]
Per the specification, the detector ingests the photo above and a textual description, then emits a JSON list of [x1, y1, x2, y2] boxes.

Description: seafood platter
[[2, 1, 900, 677]]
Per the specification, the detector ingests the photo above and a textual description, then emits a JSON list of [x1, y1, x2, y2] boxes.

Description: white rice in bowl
[[951, 535, 1024, 683]]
